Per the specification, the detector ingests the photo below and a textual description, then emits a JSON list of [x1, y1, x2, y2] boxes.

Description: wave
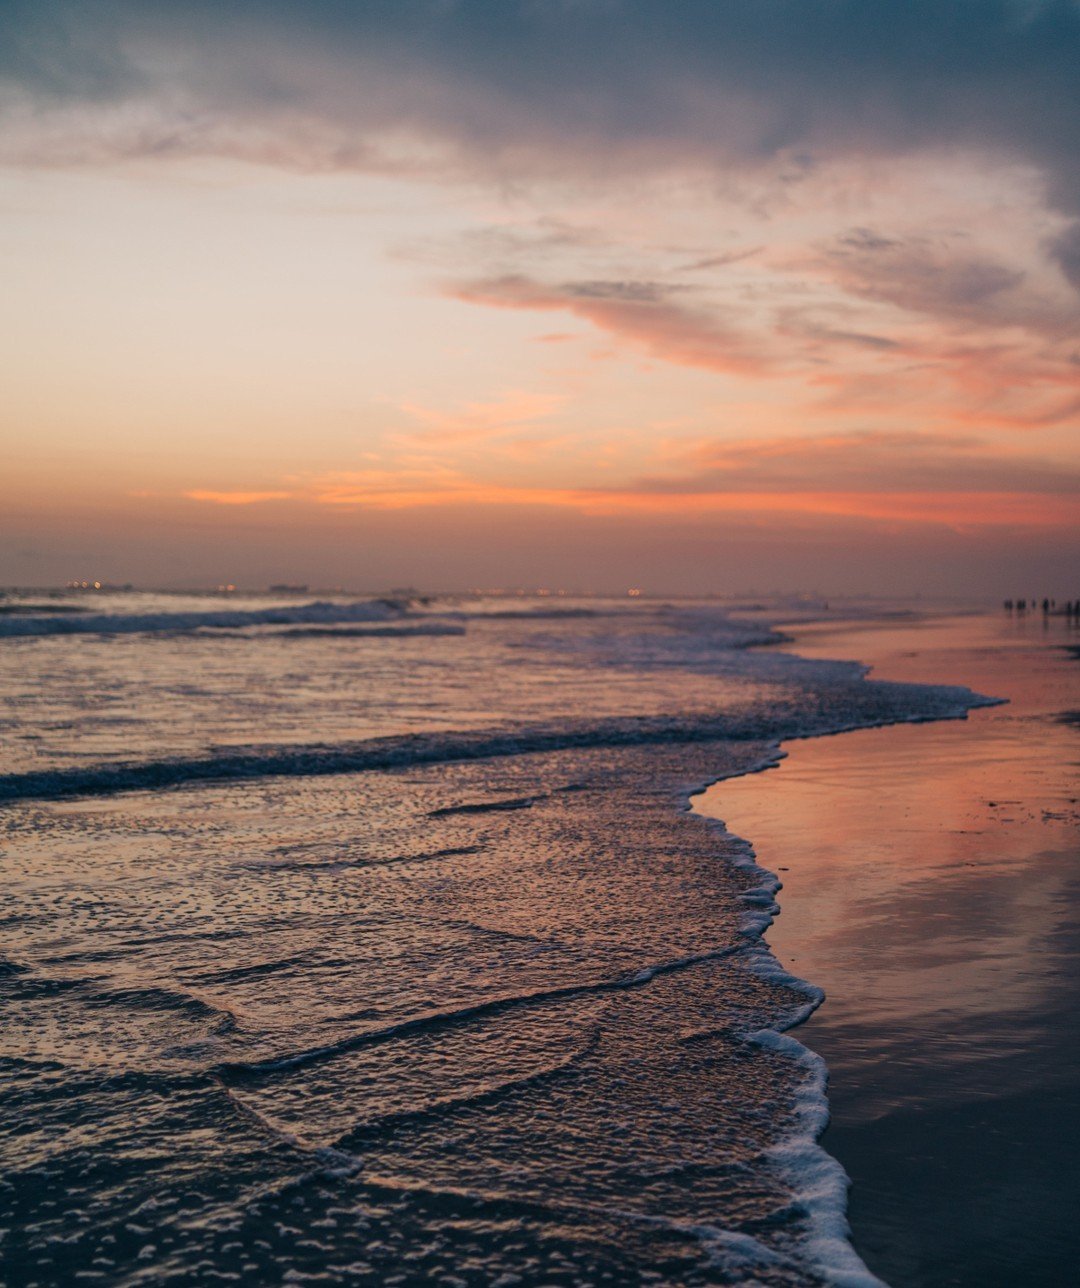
[[257, 623, 463, 639], [250, 843, 487, 874], [324, 1028, 603, 1151], [2, 965, 240, 1035], [0, 598, 408, 638], [0, 602, 87, 615], [456, 606, 601, 619], [215, 945, 739, 1083], [427, 795, 538, 817], [0, 685, 978, 803], [0, 678, 989, 804]]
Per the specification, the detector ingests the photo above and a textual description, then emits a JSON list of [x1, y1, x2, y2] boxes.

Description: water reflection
[[697, 613, 1080, 1287]]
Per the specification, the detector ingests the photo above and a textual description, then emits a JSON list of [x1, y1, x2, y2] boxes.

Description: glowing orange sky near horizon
[[172, 485, 1074, 531]]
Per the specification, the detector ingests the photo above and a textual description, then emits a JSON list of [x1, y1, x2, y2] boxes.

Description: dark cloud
[[2, 2, 1078, 227], [823, 232, 1041, 325], [837, 229, 902, 253], [776, 306, 899, 352], [679, 247, 764, 273], [1050, 222, 1080, 290], [563, 280, 676, 303]]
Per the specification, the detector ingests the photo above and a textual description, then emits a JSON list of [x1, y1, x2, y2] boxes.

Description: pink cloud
[[447, 274, 773, 377]]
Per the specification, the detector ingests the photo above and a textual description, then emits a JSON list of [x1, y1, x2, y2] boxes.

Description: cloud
[[775, 306, 899, 353], [678, 247, 764, 273], [448, 273, 772, 375], [636, 430, 1080, 498], [4, 1, 1079, 423], [950, 391, 1080, 430], [821, 232, 1029, 324], [1050, 222, 1080, 291], [184, 489, 291, 505], [2, 1, 1079, 232], [399, 389, 566, 442], [262, 429, 1080, 535]]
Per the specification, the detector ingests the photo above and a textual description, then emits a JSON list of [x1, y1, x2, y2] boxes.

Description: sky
[[2, 0, 1079, 596]]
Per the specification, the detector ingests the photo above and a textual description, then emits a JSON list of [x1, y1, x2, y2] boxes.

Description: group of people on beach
[[1003, 598, 1080, 616]]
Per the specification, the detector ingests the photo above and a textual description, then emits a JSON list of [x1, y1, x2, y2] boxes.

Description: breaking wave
[[0, 597, 408, 637], [0, 677, 986, 803]]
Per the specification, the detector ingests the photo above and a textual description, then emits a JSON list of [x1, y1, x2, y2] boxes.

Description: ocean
[[0, 591, 1020, 1285]]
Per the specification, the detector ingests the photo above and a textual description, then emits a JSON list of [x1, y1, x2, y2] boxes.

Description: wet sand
[[696, 611, 1080, 1287]]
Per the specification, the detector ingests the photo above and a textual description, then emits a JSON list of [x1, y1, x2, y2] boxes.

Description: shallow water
[[697, 612, 1080, 1286], [0, 591, 986, 1285]]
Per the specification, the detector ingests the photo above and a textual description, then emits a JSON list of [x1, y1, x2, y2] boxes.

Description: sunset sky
[[2, 1, 1079, 594]]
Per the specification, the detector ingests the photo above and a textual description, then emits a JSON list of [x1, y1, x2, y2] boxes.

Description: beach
[[697, 610, 1080, 1285], [0, 593, 1061, 1285]]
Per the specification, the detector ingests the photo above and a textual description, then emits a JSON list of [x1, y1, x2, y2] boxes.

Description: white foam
[[686, 751, 887, 1287], [751, 1030, 888, 1288]]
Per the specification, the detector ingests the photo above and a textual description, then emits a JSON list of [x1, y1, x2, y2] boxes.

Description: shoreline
[[684, 755, 885, 1288], [672, 610, 1000, 1287], [693, 610, 1080, 1286]]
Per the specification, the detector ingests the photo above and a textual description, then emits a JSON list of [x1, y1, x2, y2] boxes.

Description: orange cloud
[[184, 490, 292, 505], [301, 474, 1076, 531], [399, 389, 566, 442], [172, 431, 1078, 539]]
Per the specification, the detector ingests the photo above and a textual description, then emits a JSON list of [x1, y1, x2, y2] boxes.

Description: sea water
[[0, 591, 986, 1286]]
